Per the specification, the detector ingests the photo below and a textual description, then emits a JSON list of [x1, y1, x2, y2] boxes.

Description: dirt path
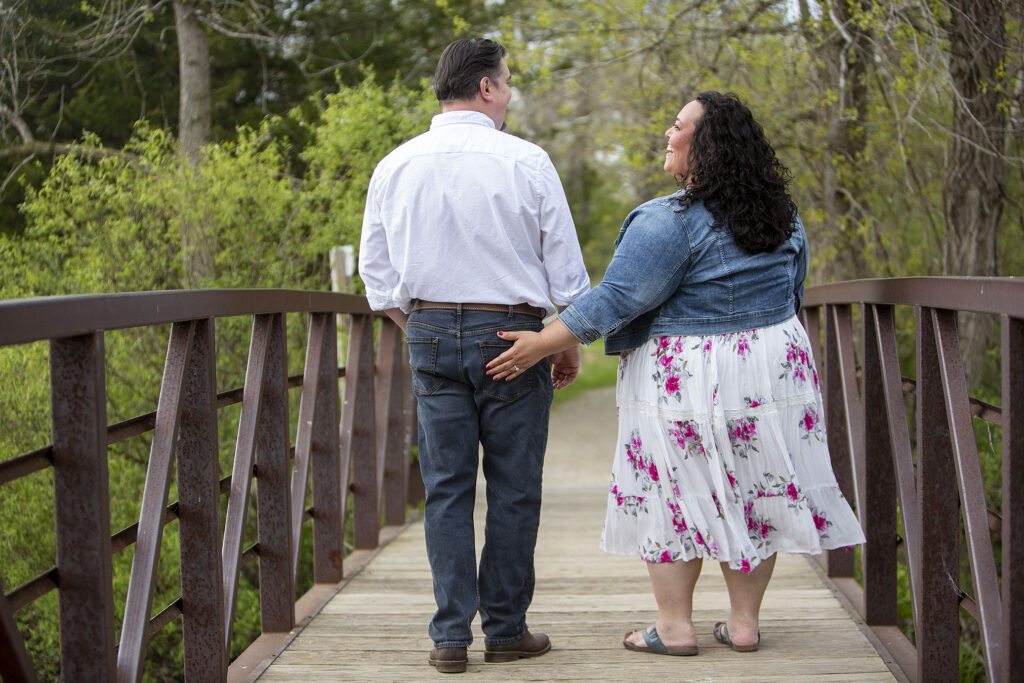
[[542, 386, 618, 491]]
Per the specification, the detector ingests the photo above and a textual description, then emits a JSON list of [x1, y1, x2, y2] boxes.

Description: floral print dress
[[601, 316, 865, 573]]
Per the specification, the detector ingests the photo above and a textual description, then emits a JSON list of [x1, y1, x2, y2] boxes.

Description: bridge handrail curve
[[0, 288, 416, 682], [800, 275, 1022, 683]]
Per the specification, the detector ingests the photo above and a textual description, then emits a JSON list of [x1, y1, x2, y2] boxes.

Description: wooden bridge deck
[[246, 388, 899, 682]]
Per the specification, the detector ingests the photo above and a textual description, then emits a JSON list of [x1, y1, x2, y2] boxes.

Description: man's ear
[[479, 76, 494, 102]]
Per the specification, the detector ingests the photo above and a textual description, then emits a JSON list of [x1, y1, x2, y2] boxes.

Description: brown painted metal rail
[[800, 277, 1022, 683], [0, 289, 417, 682]]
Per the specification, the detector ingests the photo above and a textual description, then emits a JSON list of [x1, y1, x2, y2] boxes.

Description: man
[[358, 38, 590, 674]]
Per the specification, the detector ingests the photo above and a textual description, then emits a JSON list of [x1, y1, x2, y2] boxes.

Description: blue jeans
[[406, 307, 553, 648]]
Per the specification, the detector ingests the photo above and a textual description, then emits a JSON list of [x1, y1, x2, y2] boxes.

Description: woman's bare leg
[[624, 558, 703, 648], [718, 554, 776, 647]]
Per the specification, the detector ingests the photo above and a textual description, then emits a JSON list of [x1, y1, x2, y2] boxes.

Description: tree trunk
[[802, 0, 873, 281], [173, 0, 214, 285], [942, 0, 1005, 278], [942, 0, 1006, 388], [173, 0, 211, 165]]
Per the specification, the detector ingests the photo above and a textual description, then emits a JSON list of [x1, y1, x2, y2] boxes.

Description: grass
[[551, 338, 619, 406]]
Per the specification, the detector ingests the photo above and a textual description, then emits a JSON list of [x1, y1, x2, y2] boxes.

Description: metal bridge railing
[[801, 277, 1023, 683], [0, 289, 417, 682]]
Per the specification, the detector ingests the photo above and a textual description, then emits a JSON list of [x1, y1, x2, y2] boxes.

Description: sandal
[[713, 621, 759, 652], [623, 625, 698, 656]]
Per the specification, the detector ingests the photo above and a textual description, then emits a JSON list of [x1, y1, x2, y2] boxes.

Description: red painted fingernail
[[497, 331, 503, 336]]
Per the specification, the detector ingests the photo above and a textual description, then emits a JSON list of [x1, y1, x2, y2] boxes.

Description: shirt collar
[[430, 110, 497, 130]]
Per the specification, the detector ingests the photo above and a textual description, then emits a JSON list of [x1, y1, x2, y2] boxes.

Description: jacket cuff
[[558, 305, 601, 345]]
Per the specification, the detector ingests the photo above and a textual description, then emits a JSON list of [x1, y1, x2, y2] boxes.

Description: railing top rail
[[804, 276, 1024, 317], [0, 289, 375, 346]]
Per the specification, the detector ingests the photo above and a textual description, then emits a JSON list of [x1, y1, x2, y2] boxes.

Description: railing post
[[176, 317, 227, 679], [222, 314, 275, 651], [294, 313, 343, 584], [119, 322, 195, 681], [49, 333, 117, 681], [802, 305, 822, 367], [1002, 314, 1024, 683], [344, 314, 378, 549], [915, 307, 959, 681], [406, 376, 424, 507], [256, 313, 294, 633], [861, 305, 897, 626], [823, 304, 857, 577], [377, 320, 408, 526]]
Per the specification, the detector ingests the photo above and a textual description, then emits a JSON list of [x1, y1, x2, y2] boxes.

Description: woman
[[486, 91, 865, 656]]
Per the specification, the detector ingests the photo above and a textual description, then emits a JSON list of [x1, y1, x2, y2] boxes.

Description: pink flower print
[[658, 550, 672, 563], [794, 365, 806, 382], [673, 483, 681, 497], [736, 337, 750, 356], [665, 375, 680, 394], [648, 460, 659, 482], [673, 339, 684, 353], [813, 369, 819, 387], [727, 471, 738, 489], [631, 434, 643, 450], [813, 512, 828, 531], [659, 336, 670, 349], [786, 482, 799, 501], [694, 530, 705, 548], [659, 353, 673, 368], [740, 559, 751, 573], [683, 423, 698, 441], [749, 399, 760, 407], [759, 522, 770, 539], [747, 516, 758, 532], [702, 339, 713, 352], [802, 411, 816, 431]]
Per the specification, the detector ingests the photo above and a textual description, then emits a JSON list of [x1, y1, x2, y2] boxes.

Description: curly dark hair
[[678, 91, 797, 254]]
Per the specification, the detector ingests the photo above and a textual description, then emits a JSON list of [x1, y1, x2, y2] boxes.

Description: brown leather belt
[[411, 300, 547, 319]]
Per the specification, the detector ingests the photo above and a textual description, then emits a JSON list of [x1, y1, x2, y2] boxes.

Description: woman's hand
[[486, 318, 581, 382], [486, 329, 549, 381]]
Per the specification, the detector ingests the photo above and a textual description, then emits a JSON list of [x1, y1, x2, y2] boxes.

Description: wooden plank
[[256, 388, 897, 682]]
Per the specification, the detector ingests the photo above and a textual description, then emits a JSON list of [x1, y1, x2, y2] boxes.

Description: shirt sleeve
[[536, 158, 591, 305], [559, 202, 692, 344], [357, 169, 402, 311]]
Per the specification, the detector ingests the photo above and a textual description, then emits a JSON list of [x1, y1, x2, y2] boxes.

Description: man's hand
[[549, 346, 580, 389]]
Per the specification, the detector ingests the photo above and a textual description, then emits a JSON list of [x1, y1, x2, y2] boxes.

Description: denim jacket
[[560, 190, 808, 354]]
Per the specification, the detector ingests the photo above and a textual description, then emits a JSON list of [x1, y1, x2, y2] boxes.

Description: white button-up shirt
[[359, 110, 590, 316]]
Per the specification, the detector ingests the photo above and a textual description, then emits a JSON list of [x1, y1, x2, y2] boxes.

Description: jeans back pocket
[[478, 341, 538, 401], [407, 337, 445, 396]]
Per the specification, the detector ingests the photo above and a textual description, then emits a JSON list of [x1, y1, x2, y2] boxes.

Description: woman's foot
[[624, 620, 697, 651], [713, 619, 759, 652]]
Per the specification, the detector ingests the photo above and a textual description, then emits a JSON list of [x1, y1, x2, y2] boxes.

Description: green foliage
[[0, 75, 436, 678], [294, 75, 438, 280]]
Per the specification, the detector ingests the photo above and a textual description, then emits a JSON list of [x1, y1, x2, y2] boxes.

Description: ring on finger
[[513, 364, 520, 372]]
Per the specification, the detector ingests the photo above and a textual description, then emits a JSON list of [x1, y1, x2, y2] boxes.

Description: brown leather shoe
[[484, 631, 551, 662], [428, 647, 467, 673]]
